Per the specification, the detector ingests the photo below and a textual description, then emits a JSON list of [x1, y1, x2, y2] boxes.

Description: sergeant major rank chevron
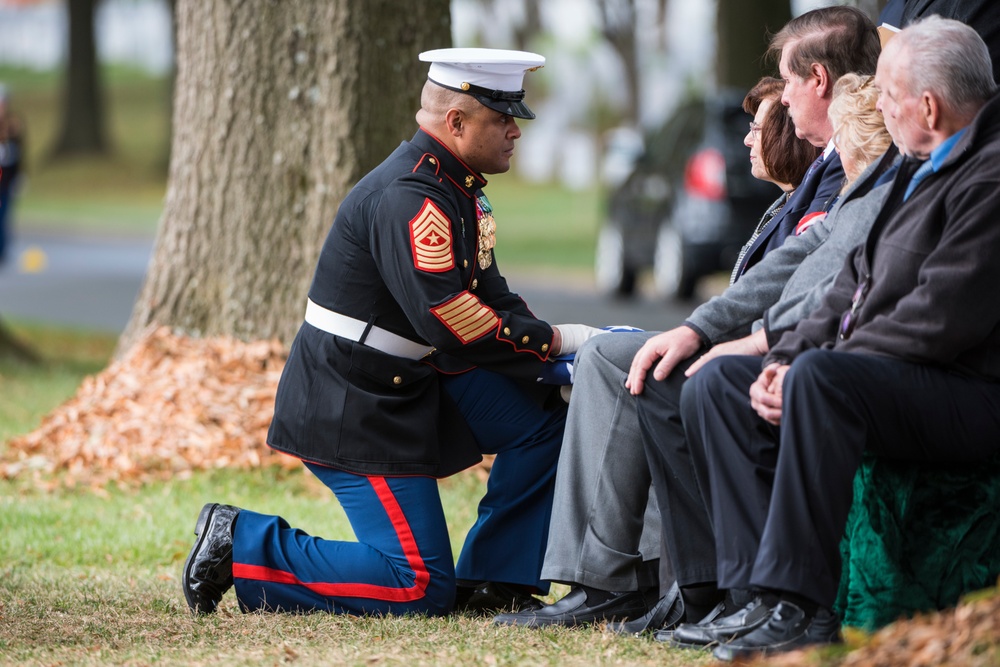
[[409, 198, 454, 273]]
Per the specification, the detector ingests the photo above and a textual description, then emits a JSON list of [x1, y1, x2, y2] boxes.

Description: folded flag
[[536, 325, 644, 385]]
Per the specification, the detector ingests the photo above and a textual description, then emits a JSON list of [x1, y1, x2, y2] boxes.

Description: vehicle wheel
[[595, 224, 637, 297], [653, 224, 697, 300]]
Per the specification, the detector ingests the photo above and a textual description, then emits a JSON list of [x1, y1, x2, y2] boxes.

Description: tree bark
[[715, 0, 792, 90], [119, 0, 451, 353], [597, 0, 640, 126], [52, 0, 109, 157]]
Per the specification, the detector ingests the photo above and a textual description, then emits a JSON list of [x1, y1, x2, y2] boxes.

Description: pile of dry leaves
[[841, 588, 1000, 666], [0, 326, 295, 490], [0, 326, 493, 491]]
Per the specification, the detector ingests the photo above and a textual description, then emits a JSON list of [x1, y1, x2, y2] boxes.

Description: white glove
[[552, 323, 608, 356]]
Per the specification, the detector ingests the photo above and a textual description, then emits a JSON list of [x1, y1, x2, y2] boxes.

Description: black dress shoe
[[182, 503, 241, 614], [652, 598, 725, 643], [493, 585, 648, 628], [713, 601, 841, 661], [609, 582, 684, 635], [454, 581, 543, 615], [669, 596, 773, 648]]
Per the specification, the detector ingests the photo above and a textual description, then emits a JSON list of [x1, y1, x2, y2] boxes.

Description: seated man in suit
[[679, 16, 1000, 660]]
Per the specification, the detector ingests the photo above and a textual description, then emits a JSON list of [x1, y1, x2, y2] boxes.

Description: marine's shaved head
[[416, 81, 483, 128]]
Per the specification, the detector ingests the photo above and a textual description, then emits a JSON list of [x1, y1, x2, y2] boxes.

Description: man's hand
[[749, 362, 789, 425], [626, 326, 701, 395], [685, 328, 770, 377]]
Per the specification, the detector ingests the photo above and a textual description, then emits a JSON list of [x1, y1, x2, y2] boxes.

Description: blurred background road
[[0, 232, 150, 332]]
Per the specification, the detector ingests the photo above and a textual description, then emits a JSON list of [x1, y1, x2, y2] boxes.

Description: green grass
[[0, 323, 714, 665], [489, 177, 603, 271], [3, 64, 603, 265], [0, 470, 716, 667]]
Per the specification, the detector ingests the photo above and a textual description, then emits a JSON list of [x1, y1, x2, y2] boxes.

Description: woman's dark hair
[[743, 76, 821, 188]]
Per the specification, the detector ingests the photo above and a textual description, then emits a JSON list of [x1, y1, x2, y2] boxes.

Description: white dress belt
[[304, 299, 435, 361]]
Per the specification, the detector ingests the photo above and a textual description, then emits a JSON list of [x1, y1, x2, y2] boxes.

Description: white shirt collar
[[822, 138, 836, 160]]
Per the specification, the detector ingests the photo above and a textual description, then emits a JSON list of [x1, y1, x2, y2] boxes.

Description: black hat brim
[[470, 93, 536, 120]]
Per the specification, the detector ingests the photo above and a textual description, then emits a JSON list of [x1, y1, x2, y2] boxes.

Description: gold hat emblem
[[465, 175, 474, 188], [461, 82, 471, 91]]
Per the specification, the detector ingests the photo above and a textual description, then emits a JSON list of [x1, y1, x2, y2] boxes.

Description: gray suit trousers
[[540, 331, 663, 592]]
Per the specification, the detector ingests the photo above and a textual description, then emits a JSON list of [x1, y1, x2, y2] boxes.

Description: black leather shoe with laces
[[492, 585, 649, 628], [181, 503, 241, 614], [669, 596, 774, 648], [712, 601, 841, 661]]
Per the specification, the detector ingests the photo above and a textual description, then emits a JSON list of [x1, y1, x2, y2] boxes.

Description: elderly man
[[180, 48, 605, 617], [494, 5, 877, 631], [680, 17, 1000, 660]]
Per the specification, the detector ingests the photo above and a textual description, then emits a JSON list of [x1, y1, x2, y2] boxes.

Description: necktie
[[803, 153, 825, 181]]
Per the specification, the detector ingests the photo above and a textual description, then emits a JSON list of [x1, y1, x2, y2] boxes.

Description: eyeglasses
[[839, 277, 870, 341], [748, 121, 762, 139]]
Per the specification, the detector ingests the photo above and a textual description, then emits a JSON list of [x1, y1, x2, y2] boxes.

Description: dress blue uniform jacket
[[267, 128, 557, 478]]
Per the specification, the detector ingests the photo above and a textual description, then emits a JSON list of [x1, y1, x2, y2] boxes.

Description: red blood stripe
[[232, 476, 430, 602]]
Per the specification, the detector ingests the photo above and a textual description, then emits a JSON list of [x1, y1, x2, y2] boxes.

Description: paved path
[[0, 232, 151, 332], [0, 232, 692, 334]]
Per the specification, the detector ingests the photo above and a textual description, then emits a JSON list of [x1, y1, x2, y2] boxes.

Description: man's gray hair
[[896, 15, 997, 118]]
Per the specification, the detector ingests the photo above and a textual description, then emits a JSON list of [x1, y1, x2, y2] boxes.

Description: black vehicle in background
[[595, 89, 781, 300]]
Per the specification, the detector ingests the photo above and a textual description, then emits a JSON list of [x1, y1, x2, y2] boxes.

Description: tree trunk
[[597, 0, 640, 126], [119, 0, 451, 353], [715, 0, 792, 90], [512, 0, 542, 52], [52, 0, 109, 157], [158, 0, 178, 174]]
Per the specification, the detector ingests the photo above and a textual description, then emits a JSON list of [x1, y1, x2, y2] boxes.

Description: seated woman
[[729, 77, 823, 284]]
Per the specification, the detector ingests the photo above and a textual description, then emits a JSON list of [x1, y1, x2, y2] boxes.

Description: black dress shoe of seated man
[[609, 582, 685, 635], [493, 585, 648, 628], [670, 595, 774, 648], [713, 601, 841, 661], [652, 598, 725, 643], [182, 503, 241, 614]]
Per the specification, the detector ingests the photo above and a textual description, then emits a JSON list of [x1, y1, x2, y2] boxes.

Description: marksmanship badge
[[476, 195, 496, 269]]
